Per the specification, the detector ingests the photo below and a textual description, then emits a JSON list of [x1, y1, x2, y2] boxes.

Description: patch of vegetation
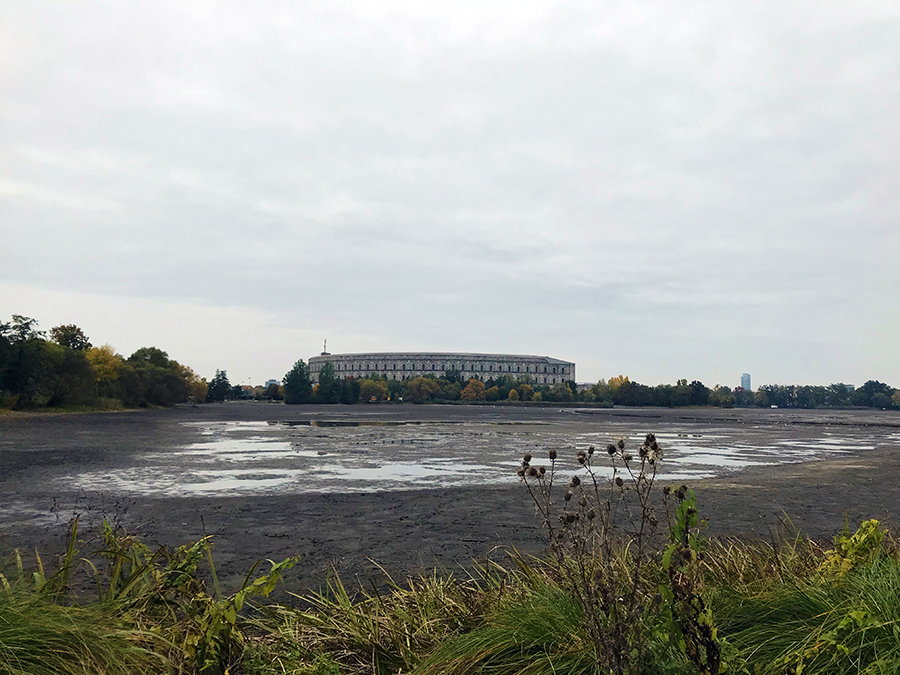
[[3, 436, 900, 674]]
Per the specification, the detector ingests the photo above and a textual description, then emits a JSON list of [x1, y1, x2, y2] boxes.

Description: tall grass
[[415, 575, 600, 675], [256, 567, 494, 675], [0, 591, 166, 675], [715, 555, 900, 674]]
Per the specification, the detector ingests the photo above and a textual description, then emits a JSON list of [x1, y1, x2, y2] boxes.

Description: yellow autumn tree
[[608, 375, 630, 391], [85, 344, 123, 394]]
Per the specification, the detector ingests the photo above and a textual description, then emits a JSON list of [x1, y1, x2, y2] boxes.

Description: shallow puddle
[[59, 416, 896, 498]]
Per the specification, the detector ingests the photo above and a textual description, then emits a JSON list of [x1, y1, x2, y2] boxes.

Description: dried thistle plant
[[518, 433, 665, 674]]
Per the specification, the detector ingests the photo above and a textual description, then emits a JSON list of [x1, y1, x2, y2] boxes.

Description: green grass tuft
[[0, 592, 166, 675]]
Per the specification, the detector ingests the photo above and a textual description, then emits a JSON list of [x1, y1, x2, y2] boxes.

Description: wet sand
[[2, 403, 899, 593]]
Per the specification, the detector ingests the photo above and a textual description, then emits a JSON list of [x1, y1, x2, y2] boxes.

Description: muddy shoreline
[[2, 404, 899, 593]]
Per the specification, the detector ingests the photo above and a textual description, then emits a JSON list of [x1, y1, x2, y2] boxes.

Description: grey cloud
[[2, 0, 898, 385]]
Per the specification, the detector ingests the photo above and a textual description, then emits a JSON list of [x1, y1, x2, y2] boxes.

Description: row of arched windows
[[324, 361, 569, 377]]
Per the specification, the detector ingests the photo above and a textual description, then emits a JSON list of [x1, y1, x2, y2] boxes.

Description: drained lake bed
[[23, 407, 899, 498], [2, 404, 899, 592]]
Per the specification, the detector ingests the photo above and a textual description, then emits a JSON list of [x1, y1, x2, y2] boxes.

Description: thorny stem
[[517, 435, 666, 675]]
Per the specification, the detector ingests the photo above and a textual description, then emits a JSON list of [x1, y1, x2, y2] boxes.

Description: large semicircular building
[[308, 352, 575, 385]]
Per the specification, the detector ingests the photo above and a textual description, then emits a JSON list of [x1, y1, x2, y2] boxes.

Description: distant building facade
[[308, 352, 575, 385], [741, 373, 751, 390]]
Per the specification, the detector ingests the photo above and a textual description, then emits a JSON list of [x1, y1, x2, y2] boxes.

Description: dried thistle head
[[588, 445, 595, 456], [617, 439, 625, 450], [548, 448, 557, 460], [527, 466, 539, 478], [538, 465, 546, 475], [607, 444, 617, 456], [523, 453, 533, 464], [623, 452, 633, 462], [614, 476, 624, 488], [564, 490, 573, 502], [570, 475, 581, 488]]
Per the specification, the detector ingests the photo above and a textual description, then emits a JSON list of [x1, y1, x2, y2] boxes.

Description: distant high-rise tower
[[741, 373, 751, 390]]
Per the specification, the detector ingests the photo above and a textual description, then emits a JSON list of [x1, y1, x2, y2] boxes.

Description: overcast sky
[[2, 1, 898, 388]]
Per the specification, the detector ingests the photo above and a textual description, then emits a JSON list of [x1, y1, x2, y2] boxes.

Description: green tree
[[588, 379, 610, 404], [4, 315, 44, 343], [689, 380, 710, 406], [207, 370, 232, 402], [405, 376, 440, 404], [388, 377, 406, 401], [825, 383, 853, 407], [852, 380, 895, 408], [1, 326, 62, 407], [872, 392, 892, 408], [672, 379, 692, 406], [49, 324, 92, 350], [709, 385, 736, 408], [51, 348, 97, 405], [283, 360, 313, 404], [128, 347, 171, 369], [437, 379, 461, 401], [753, 389, 769, 407], [359, 378, 389, 402], [117, 347, 191, 406], [442, 368, 462, 384], [316, 363, 341, 403], [339, 378, 360, 404]]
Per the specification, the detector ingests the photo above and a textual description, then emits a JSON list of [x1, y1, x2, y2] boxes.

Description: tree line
[[5, 315, 895, 412], [0, 315, 207, 409], [277, 360, 900, 409]]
